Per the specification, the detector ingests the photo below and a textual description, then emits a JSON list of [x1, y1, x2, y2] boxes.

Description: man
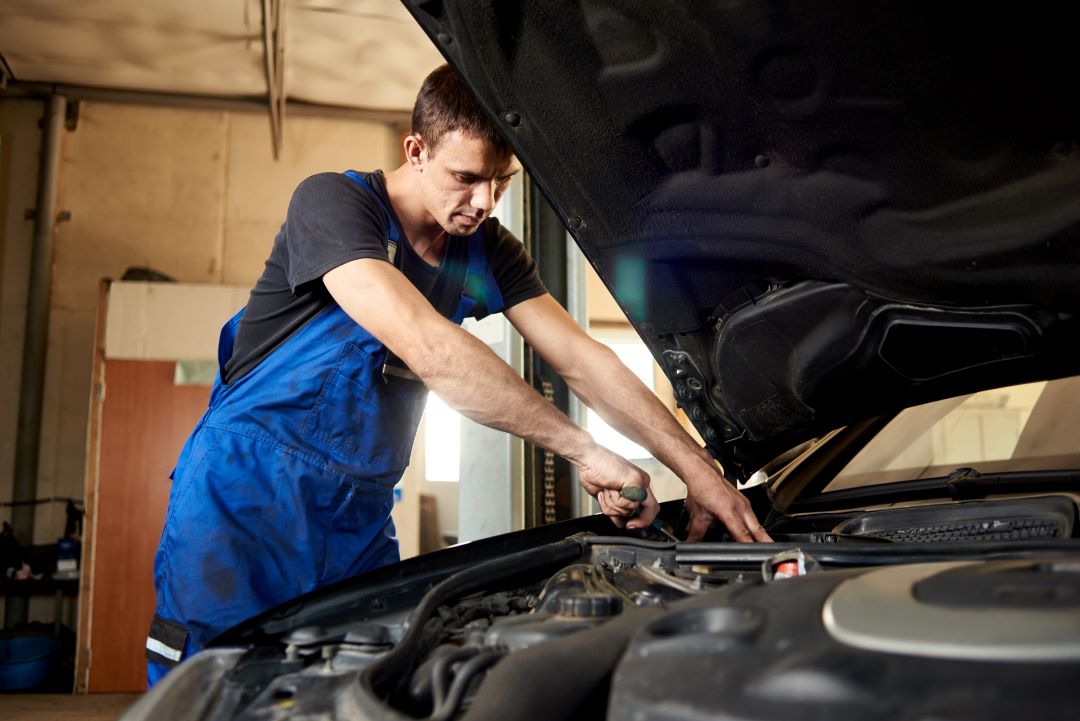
[[146, 65, 770, 684]]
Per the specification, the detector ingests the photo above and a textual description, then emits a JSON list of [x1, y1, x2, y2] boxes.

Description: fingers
[[599, 489, 636, 517], [684, 494, 773, 543], [596, 490, 628, 528], [686, 509, 712, 542], [610, 487, 642, 514], [598, 486, 658, 532], [720, 512, 774, 543], [716, 499, 776, 542], [729, 497, 774, 543], [723, 515, 754, 542], [589, 477, 644, 533], [745, 508, 774, 542], [625, 489, 660, 530], [688, 512, 763, 542]]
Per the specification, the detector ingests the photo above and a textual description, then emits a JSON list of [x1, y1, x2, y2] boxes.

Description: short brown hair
[[412, 64, 511, 156]]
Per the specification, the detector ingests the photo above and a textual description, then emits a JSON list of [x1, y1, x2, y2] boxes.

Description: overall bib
[[146, 171, 504, 685]]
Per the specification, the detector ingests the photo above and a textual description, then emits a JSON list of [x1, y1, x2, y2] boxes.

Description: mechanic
[[146, 64, 771, 685]]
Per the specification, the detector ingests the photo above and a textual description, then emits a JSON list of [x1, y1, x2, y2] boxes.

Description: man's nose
[[471, 181, 496, 212]]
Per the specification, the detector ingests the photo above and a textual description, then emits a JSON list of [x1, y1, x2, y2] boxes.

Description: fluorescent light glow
[[587, 342, 654, 460], [424, 393, 461, 482]]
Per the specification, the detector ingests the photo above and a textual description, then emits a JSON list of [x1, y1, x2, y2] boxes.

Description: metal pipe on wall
[[8, 81, 409, 126], [5, 94, 67, 628]]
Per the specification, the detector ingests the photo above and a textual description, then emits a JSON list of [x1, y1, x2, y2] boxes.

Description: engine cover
[[608, 558, 1080, 721]]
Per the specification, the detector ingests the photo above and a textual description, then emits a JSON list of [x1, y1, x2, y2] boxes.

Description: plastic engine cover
[[607, 559, 1080, 721]]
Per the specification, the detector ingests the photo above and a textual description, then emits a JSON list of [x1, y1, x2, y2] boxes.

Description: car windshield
[[823, 376, 1080, 492]]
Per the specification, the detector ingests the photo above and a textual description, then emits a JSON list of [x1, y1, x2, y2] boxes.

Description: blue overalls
[[146, 171, 504, 685]]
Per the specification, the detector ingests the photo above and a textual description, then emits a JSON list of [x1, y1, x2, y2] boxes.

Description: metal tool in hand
[[620, 485, 680, 543]]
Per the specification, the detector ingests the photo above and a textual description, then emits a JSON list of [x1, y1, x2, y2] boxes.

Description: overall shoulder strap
[[217, 307, 246, 372], [343, 170, 400, 266], [458, 223, 505, 320]]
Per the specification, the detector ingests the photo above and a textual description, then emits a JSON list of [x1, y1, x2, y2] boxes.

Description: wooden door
[[86, 360, 208, 691]]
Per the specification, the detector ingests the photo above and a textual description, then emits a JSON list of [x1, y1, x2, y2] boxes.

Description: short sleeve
[[282, 173, 391, 292], [484, 218, 548, 310]]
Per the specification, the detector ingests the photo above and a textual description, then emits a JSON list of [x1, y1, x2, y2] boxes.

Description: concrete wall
[[0, 98, 400, 560]]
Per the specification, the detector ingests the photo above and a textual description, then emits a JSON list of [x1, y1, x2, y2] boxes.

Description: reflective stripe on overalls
[[147, 170, 504, 685]]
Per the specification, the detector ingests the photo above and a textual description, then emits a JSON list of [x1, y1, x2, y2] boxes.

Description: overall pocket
[[302, 343, 427, 473], [318, 479, 398, 583]]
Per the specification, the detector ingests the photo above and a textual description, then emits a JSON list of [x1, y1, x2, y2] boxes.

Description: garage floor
[[0, 694, 140, 721]]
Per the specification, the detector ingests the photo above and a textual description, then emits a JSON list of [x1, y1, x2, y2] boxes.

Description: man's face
[[416, 130, 521, 236]]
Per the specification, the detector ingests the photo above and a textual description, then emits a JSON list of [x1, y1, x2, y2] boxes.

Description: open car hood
[[402, 1, 1080, 478]]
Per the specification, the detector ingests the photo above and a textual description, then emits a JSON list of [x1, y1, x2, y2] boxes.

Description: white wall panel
[[104, 282, 249, 361]]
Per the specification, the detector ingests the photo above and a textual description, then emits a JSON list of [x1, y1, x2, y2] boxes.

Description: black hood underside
[[402, 0, 1080, 477]]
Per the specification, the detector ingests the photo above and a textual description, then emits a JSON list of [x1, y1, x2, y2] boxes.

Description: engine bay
[[128, 494, 1080, 721]]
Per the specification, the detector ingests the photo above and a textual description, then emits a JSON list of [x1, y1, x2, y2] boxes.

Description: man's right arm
[[322, 258, 659, 528]]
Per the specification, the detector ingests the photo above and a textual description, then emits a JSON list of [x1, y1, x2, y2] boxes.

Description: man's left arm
[[505, 294, 773, 543]]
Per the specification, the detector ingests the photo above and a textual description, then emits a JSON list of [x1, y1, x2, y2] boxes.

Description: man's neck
[[384, 164, 447, 266]]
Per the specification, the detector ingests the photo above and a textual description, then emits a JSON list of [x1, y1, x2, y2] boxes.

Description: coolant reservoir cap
[[558, 593, 622, 618]]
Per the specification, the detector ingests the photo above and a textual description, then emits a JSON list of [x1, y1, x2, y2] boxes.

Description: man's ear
[[403, 134, 427, 172]]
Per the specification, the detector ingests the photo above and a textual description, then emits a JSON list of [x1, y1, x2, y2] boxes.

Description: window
[[825, 377, 1080, 492]]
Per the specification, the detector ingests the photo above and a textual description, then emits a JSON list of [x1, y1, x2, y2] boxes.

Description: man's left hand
[[684, 467, 773, 542]]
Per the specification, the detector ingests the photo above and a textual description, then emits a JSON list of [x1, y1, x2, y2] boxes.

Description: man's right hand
[[681, 460, 773, 543], [573, 443, 660, 530]]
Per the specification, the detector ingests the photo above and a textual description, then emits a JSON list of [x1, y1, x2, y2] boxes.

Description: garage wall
[[0, 99, 43, 547], [0, 98, 401, 566]]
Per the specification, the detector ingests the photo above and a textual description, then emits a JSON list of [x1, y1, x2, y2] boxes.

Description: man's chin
[[447, 217, 483, 236]]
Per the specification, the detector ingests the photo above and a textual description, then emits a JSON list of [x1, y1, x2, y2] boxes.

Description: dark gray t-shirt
[[223, 170, 546, 384]]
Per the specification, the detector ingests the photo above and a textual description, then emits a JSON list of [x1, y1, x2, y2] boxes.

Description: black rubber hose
[[363, 538, 584, 698], [431, 647, 482, 710], [460, 605, 665, 721], [430, 650, 505, 721]]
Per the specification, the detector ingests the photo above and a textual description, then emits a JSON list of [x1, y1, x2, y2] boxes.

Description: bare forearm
[[323, 260, 594, 463], [406, 321, 595, 463], [567, 344, 715, 484], [324, 259, 654, 527], [410, 324, 656, 522], [504, 295, 767, 540]]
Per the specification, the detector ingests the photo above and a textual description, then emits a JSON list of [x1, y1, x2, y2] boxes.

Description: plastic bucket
[[0, 635, 58, 691]]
